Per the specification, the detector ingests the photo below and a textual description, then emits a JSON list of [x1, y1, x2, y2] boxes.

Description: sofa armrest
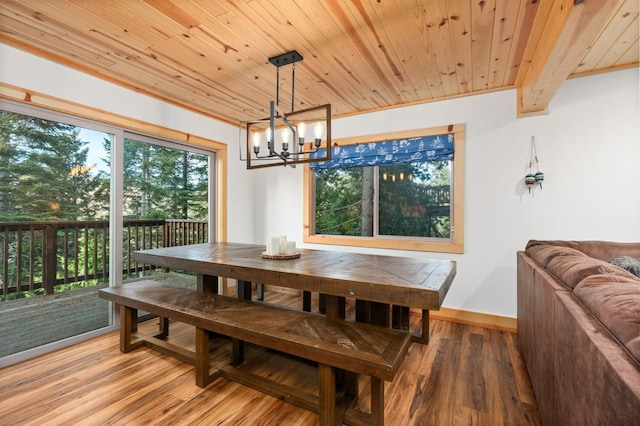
[[554, 291, 640, 425]]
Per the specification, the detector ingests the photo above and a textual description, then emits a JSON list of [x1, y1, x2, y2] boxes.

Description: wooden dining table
[[132, 242, 456, 343]]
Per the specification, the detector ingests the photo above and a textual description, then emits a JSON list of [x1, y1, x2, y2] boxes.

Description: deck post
[[43, 224, 57, 295]]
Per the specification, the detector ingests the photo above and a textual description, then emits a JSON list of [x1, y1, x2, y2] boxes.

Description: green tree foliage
[[119, 139, 208, 220], [315, 168, 364, 236], [379, 161, 451, 238], [315, 161, 451, 239], [0, 110, 210, 300], [0, 111, 106, 221]]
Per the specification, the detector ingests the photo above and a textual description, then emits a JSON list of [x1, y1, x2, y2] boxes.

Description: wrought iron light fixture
[[240, 50, 331, 169]]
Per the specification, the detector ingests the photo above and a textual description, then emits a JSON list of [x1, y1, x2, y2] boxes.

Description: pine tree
[[0, 111, 103, 221], [117, 138, 208, 220]]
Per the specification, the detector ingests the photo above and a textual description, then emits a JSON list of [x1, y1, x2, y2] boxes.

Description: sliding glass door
[[121, 133, 213, 288], [0, 103, 217, 365], [0, 107, 113, 359]]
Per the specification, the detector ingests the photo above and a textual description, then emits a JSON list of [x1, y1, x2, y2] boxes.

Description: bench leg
[[120, 305, 143, 352], [370, 377, 385, 426], [318, 364, 336, 426], [195, 327, 214, 387], [232, 338, 244, 366]]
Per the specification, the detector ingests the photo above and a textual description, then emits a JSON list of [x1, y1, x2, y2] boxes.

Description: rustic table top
[[133, 242, 456, 310]]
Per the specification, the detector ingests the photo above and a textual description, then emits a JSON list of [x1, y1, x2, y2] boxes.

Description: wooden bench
[[99, 280, 411, 426]]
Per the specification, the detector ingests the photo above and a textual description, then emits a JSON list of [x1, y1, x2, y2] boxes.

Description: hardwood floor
[[0, 291, 541, 425]]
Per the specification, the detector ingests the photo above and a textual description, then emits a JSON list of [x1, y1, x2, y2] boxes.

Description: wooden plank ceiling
[[0, 0, 638, 123]]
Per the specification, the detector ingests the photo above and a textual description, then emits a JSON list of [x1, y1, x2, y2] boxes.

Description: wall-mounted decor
[[525, 136, 544, 193]]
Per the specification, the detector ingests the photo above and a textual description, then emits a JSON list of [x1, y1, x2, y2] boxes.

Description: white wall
[[3, 43, 638, 318], [252, 67, 640, 318]]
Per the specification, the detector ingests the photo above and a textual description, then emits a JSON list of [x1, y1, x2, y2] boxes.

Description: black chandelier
[[240, 50, 331, 169]]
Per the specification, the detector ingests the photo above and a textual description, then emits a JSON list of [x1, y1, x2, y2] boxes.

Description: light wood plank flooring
[[0, 291, 541, 425]]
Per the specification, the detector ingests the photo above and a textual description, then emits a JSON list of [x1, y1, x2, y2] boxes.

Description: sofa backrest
[[526, 240, 640, 262]]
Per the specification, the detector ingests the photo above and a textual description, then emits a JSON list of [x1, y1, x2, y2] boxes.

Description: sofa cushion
[[547, 254, 634, 290], [574, 275, 640, 362], [525, 243, 584, 268], [610, 256, 640, 278], [526, 240, 640, 262], [628, 336, 640, 360]]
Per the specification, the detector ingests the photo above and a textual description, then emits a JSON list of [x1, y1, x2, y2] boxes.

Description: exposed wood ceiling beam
[[518, 0, 625, 116]]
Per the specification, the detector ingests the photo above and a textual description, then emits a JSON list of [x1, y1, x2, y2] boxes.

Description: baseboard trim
[[428, 307, 517, 333]]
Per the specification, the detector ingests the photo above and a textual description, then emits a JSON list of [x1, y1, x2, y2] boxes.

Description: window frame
[[303, 124, 465, 253]]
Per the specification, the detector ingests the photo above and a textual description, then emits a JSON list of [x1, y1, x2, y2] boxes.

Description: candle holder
[[261, 252, 301, 260]]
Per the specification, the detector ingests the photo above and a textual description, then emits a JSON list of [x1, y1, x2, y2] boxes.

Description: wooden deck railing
[[0, 219, 208, 297]]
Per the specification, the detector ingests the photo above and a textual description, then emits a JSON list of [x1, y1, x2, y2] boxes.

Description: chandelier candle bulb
[[252, 132, 261, 154], [281, 128, 290, 152], [314, 122, 323, 144], [265, 127, 272, 144], [297, 122, 306, 145]]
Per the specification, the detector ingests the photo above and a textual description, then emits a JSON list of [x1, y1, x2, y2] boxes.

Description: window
[[303, 125, 464, 253]]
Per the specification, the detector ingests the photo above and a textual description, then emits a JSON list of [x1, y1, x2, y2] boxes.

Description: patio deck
[[0, 272, 196, 358]]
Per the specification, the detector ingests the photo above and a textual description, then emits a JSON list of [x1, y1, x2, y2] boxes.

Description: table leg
[[302, 291, 311, 312], [236, 280, 252, 300], [197, 274, 219, 294], [391, 305, 410, 331], [356, 300, 389, 326], [257, 283, 264, 301], [355, 299, 370, 322], [323, 295, 345, 320], [417, 309, 430, 344], [371, 302, 390, 327]]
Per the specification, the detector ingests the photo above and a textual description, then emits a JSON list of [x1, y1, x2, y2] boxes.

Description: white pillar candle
[[269, 237, 280, 255], [286, 241, 296, 255], [278, 235, 287, 255]]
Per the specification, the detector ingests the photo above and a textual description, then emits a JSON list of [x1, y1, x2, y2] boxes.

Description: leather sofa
[[517, 240, 640, 425]]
